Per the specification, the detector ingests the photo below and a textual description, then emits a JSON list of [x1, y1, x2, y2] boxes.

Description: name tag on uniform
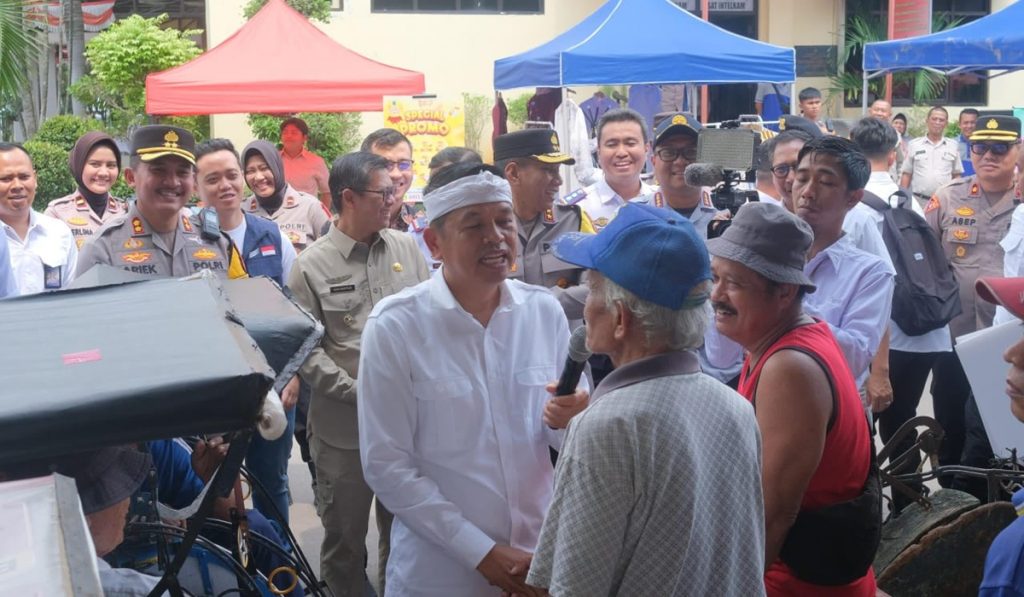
[[330, 284, 356, 294], [915, 150, 926, 155], [43, 264, 62, 289]]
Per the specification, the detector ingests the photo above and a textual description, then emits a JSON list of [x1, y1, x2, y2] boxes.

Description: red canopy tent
[[145, 0, 425, 115]]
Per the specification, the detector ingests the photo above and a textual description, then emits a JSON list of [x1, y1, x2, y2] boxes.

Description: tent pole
[[862, 72, 869, 113], [700, 0, 710, 123]]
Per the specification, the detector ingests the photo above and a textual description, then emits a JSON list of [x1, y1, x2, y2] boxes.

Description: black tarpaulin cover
[[0, 276, 275, 466]]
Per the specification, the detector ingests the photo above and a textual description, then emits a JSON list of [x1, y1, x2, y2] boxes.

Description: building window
[[841, 0, 989, 107], [371, 0, 542, 13]]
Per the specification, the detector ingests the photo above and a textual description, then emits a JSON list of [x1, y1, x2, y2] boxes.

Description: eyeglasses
[[970, 141, 1020, 156], [770, 162, 798, 178], [353, 187, 396, 200], [384, 159, 414, 172], [655, 148, 698, 162]]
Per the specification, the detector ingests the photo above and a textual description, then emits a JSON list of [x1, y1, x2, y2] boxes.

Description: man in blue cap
[[526, 203, 765, 596]]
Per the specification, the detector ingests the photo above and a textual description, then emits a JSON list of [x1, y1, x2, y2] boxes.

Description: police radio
[[198, 207, 222, 241]]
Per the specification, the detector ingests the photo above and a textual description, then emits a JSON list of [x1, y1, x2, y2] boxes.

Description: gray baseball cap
[[706, 202, 816, 291]]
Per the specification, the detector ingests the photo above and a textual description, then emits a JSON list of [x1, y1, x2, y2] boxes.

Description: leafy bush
[[506, 93, 530, 130], [247, 112, 363, 165], [23, 140, 74, 211], [243, 0, 331, 22], [33, 115, 105, 152], [462, 93, 489, 152]]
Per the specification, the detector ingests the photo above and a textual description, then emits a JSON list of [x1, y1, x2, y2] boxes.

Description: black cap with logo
[[493, 129, 575, 164]]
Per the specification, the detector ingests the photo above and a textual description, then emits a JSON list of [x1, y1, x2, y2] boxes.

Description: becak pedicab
[[0, 271, 328, 596]]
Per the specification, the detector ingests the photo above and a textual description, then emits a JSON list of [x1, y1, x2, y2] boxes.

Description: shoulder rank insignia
[[250, 199, 258, 210], [701, 190, 713, 208], [924, 196, 940, 213], [75, 196, 87, 209], [181, 215, 194, 233], [653, 192, 665, 208], [131, 217, 145, 235], [544, 208, 555, 223], [108, 198, 121, 212], [286, 196, 296, 208], [970, 183, 980, 197], [562, 188, 587, 206]]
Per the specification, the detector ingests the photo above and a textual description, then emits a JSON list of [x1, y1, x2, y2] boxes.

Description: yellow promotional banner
[[383, 96, 466, 194]]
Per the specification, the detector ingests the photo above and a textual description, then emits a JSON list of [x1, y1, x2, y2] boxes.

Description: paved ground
[[284, 378, 939, 595]]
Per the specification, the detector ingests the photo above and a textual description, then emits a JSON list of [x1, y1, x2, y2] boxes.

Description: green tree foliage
[[462, 93, 489, 152], [243, 0, 331, 22], [248, 112, 363, 164], [0, 0, 42, 102], [70, 14, 203, 135], [505, 94, 530, 130], [33, 115, 104, 152], [23, 140, 75, 210]]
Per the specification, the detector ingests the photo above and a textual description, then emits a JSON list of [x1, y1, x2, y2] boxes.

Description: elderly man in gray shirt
[[527, 203, 765, 596]]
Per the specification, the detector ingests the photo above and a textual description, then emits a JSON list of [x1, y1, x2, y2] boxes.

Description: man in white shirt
[[562, 108, 655, 230], [901, 106, 963, 206], [0, 233, 17, 298], [792, 136, 896, 414], [358, 163, 589, 596], [0, 143, 77, 295], [851, 117, 952, 511]]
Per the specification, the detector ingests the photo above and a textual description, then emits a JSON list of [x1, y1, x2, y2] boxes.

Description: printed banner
[[25, 1, 116, 33], [383, 96, 466, 193]]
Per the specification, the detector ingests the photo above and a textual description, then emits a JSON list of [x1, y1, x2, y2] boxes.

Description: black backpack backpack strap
[[890, 187, 914, 210], [860, 190, 890, 212]]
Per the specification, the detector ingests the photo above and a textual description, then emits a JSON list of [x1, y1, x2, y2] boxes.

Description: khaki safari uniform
[[44, 192, 127, 249], [287, 226, 428, 597], [77, 204, 247, 279], [925, 177, 1020, 338], [243, 186, 329, 253]]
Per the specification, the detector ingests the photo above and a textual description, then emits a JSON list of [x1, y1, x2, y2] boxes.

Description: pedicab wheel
[[268, 566, 299, 595]]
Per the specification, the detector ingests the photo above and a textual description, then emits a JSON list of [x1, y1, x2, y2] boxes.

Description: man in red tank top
[[707, 202, 880, 596]]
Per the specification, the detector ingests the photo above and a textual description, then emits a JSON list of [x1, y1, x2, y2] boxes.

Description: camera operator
[[632, 113, 720, 239]]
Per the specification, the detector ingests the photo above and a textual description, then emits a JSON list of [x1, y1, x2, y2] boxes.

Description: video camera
[[683, 122, 760, 238]]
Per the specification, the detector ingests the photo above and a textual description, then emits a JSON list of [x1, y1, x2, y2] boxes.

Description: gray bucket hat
[[706, 202, 816, 292]]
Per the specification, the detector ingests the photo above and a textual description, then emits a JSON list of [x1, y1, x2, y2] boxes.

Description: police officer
[[925, 114, 1022, 497], [78, 125, 246, 279], [493, 129, 595, 320], [44, 131, 127, 249], [633, 112, 718, 239], [561, 108, 655, 231]]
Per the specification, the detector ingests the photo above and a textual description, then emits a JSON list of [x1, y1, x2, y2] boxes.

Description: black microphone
[[684, 163, 724, 188], [556, 327, 591, 396]]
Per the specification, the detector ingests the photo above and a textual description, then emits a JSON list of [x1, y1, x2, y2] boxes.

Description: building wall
[[207, 0, 1023, 154], [206, 0, 606, 158]]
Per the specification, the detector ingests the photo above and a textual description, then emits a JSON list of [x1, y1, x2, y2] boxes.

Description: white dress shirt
[[863, 172, 952, 352], [803, 236, 896, 388], [572, 177, 655, 230], [358, 272, 576, 596], [0, 233, 17, 298], [996, 204, 1024, 325], [1, 210, 77, 295]]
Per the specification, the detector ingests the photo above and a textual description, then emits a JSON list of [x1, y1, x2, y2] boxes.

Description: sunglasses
[[970, 141, 1021, 156]]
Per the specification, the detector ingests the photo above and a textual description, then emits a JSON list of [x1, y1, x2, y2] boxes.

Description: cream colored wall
[[206, 0, 605, 160], [758, 0, 844, 116]]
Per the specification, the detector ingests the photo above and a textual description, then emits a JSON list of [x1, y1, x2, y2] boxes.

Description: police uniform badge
[[956, 246, 967, 258], [562, 188, 587, 206], [67, 217, 89, 226], [181, 215, 194, 233], [550, 133, 561, 152], [75, 196, 87, 209], [544, 208, 555, 223], [970, 184, 981, 197], [925, 196, 940, 213], [672, 114, 688, 126], [987, 118, 999, 130], [131, 217, 146, 235], [653, 192, 665, 208]]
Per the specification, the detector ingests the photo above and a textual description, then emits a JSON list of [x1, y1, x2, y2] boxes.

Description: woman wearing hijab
[[241, 140, 329, 254], [45, 132, 127, 249]]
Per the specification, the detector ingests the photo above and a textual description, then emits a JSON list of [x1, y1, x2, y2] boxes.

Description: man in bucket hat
[[525, 203, 765, 596], [708, 202, 880, 596]]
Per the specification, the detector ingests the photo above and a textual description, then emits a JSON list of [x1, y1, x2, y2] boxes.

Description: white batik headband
[[424, 170, 513, 224]]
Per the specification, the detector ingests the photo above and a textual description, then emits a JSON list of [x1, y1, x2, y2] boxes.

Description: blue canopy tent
[[861, 0, 1024, 111], [493, 0, 795, 89]]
